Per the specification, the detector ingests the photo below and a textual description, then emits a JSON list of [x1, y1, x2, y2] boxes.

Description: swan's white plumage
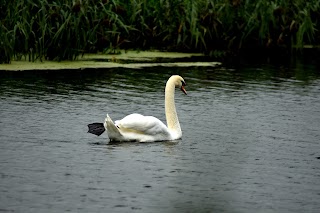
[[104, 75, 186, 142]]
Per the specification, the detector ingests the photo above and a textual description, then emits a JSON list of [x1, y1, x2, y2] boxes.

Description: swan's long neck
[[165, 79, 181, 137]]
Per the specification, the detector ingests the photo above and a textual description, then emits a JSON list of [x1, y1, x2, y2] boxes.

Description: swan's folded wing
[[116, 113, 169, 136]]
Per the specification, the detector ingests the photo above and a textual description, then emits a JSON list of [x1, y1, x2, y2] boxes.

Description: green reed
[[1, 0, 319, 63]]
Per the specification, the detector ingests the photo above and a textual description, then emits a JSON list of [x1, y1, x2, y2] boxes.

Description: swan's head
[[170, 75, 187, 95]]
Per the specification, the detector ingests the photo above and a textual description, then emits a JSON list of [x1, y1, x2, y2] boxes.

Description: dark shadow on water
[[88, 141, 109, 146], [88, 139, 180, 147]]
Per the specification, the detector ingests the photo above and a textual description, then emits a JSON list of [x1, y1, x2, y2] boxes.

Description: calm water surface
[[0, 59, 320, 212]]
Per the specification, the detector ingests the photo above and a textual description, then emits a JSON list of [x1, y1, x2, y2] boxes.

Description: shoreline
[[0, 51, 221, 71]]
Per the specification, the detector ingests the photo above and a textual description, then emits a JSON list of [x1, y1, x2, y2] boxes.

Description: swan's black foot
[[87, 123, 105, 136]]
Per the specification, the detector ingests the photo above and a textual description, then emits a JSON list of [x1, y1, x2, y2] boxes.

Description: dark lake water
[[1, 58, 320, 212]]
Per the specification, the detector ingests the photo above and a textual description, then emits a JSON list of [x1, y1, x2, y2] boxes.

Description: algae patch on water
[[0, 51, 221, 71]]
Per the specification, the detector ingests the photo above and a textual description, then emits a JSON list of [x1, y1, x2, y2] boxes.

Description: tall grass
[[1, 0, 128, 62], [1, 0, 319, 63]]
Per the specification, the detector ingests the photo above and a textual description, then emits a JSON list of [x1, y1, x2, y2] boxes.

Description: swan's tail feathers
[[87, 123, 105, 136], [105, 114, 123, 140]]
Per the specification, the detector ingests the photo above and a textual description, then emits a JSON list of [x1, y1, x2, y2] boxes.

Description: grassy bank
[[0, 51, 223, 71], [1, 0, 319, 63]]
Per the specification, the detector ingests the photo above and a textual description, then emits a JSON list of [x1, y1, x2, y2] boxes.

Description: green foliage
[[1, 0, 128, 62], [1, 0, 319, 63]]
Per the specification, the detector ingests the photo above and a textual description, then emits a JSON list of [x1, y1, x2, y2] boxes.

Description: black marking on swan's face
[[180, 80, 187, 95]]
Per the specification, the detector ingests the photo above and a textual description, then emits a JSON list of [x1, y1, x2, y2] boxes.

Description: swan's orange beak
[[181, 86, 187, 95]]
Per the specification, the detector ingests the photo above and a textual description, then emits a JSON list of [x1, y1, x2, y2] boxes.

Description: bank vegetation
[[1, 0, 319, 63]]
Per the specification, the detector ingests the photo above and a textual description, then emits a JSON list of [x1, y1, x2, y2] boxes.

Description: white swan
[[88, 75, 187, 142]]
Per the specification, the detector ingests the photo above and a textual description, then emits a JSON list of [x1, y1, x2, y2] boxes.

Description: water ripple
[[1, 63, 320, 212]]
